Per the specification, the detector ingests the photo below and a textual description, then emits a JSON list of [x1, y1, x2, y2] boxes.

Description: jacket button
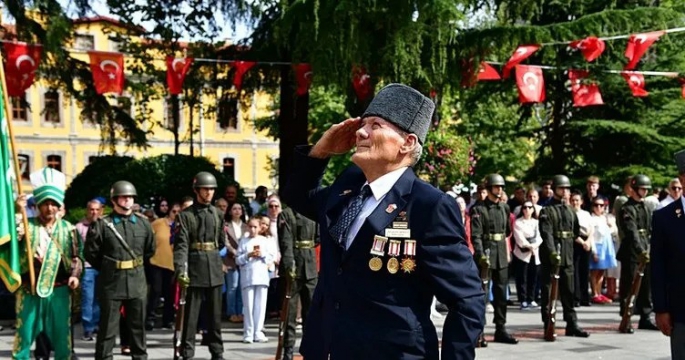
[[334, 302, 340, 310], [337, 267, 343, 275]]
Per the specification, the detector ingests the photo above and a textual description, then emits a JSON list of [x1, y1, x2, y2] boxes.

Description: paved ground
[[0, 301, 672, 359]]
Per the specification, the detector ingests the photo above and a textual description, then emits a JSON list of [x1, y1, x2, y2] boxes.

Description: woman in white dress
[[512, 201, 542, 310]]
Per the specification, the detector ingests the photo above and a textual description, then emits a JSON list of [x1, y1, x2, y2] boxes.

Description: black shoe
[[494, 329, 519, 344], [200, 334, 210, 346], [573, 301, 580, 308], [565, 326, 590, 337], [283, 346, 294, 360], [82, 331, 94, 341], [145, 322, 154, 331], [580, 301, 591, 307], [638, 319, 659, 331], [620, 325, 635, 334], [478, 337, 488, 348], [163, 322, 175, 329], [211, 356, 224, 360]]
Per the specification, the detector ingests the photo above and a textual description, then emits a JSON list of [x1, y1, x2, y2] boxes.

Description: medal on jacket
[[369, 235, 388, 271], [387, 240, 401, 274], [401, 240, 417, 273]]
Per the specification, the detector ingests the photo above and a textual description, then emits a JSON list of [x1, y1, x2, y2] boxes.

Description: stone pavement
[[0, 302, 672, 359]]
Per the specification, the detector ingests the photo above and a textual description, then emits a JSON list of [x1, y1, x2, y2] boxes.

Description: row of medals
[[369, 236, 416, 274]]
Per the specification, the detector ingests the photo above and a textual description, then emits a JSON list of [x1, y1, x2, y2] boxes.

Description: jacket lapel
[[341, 168, 416, 264]]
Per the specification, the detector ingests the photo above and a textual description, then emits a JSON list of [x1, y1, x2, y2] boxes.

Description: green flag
[[0, 83, 21, 293]]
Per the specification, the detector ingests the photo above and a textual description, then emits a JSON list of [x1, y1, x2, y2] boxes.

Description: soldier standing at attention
[[174, 172, 226, 360], [85, 181, 156, 360], [538, 175, 590, 338], [617, 174, 658, 332], [277, 206, 320, 359], [470, 173, 518, 344]]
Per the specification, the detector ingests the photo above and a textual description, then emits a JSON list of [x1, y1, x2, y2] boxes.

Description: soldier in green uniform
[[85, 180, 156, 360], [277, 206, 319, 360], [470, 174, 517, 344], [173, 172, 225, 360], [12, 167, 83, 360], [538, 175, 590, 338], [616, 174, 658, 332]]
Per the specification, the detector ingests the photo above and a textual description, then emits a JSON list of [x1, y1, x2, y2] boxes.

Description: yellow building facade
[[6, 16, 279, 196]]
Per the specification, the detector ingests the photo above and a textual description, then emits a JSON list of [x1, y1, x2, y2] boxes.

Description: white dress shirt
[[345, 167, 408, 249], [657, 195, 676, 210]]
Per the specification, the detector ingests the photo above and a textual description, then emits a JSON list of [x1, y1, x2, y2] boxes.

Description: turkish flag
[[352, 66, 372, 101], [293, 63, 313, 96], [569, 36, 605, 62], [622, 72, 648, 97], [515, 65, 545, 103], [568, 69, 603, 107], [3, 42, 42, 96], [233, 61, 256, 91], [503, 45, 540, 78], [625, 31, 664, 70], [461, 61, 501, 87], [88, 51, 124, 95], [166, 56, 193, 95]]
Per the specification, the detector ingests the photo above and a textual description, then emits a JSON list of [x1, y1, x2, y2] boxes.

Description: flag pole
[[0, 53, 35, 294]]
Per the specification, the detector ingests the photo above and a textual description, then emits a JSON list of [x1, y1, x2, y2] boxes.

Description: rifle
[[276, 267, 296, 360], [619, 257, 648, 333], [173, 263, 188, 360], [544, 244, 562, 342], [477, 249, 490, 348]]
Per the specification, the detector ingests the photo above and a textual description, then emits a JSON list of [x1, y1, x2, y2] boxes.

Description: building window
[[217, 94, 238, 130], [11, 96, 28, 121], [43, 91, 60, 123], [88, 156, 99, 165], [222, 157, 235, 179], [46, 155, 62, 172], [164, 97, 180, 130], [117, 96, 132, 117], [17, 154, 30, 180], [74, 34, 95, 50], [109, 36, 123, 52]]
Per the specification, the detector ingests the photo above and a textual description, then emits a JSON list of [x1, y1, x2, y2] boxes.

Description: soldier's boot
[[283, 346, 294, 360], [477, 331, 488, 348], [565, 323, 590, 338], [493, 326, 518, 344], [638, 316, 659, 331], [620, 320, 635, 334]]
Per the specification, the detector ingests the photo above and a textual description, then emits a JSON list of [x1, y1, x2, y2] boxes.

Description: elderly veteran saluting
[[283, 84, 485, 360]]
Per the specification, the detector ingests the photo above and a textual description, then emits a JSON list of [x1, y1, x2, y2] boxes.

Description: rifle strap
[[103, 220, 139, 260]]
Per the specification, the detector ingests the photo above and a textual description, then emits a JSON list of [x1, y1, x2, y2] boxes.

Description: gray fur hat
[[361, 84, 434, 144], [676, 149, 685, 174]]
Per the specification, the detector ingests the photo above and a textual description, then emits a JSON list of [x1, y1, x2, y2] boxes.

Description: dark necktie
[[330, 185, 372, 248]]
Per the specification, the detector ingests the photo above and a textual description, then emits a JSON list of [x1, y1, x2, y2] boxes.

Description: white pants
[[242, 285, 268, 341]]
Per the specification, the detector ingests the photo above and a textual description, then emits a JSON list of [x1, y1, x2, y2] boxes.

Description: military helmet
[[552, 175, 571, 189], [193, 171, 218, 189], [484, 174, 505, 188], [110, 180, 137, 197], [631, 174, 652, 190]]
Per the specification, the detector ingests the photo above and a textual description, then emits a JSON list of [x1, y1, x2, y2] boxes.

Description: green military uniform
[[85, 181, 155, 360], [616, 174, 655, 331], [470, 201, 511, 319], [13, 167, 83, 360], [538, 175, 588, 337], [173, 172, 225, 359], [277, 207, 319, 360]]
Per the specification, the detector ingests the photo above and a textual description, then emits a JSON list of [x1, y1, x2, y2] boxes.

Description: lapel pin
[[676, 209, 682, 218], [399, 211, 407, 217], [386, 204, 397, 213], [340, 190, 352, 196]]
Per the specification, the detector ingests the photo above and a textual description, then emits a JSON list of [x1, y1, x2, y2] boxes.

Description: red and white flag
[[568, 69, 603, 107], [625, 31, 664, 70], [88, 51, 124, 95], [351, 66, 373, 101], [293, 63, 313, 96], [166, 56, 193, 95], [233, 61, 256, 91], [3, 42, 42, 96], [503, 45, 540, 78], [622, 72, 648, 97], [569, 36, 606, 62], [515, 65, 545, 103]]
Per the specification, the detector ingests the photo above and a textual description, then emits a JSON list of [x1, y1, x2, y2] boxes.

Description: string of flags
[[463, 28, 685, 107]]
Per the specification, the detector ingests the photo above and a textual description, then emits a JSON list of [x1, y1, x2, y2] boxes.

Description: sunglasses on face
[[269, 205, 280, 208], [593, 203, 605, 208], [523, 206, 534, 209], [672, 186, 683, 191]]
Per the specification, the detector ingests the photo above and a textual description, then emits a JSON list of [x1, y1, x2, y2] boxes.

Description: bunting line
[[539, 26, 685, 46], [486, 61, 680, 77]]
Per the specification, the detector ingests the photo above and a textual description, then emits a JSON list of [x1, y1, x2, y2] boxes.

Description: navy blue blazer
[[651, 197, 685, 324], [282, 146, 485, 360]]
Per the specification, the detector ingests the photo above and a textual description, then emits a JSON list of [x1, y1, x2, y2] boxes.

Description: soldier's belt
[[556, 231, 573, 239], [294, 240, 315, 249], [191, 242, 217, 251], [485, 233, 505, 241], [115, 257, 143, 270]]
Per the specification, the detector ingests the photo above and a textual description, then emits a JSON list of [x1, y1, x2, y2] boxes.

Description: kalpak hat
[[361, 84, 434, 144]]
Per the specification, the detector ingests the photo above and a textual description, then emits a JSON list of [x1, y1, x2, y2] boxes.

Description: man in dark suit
[[283, 84, 484, 360], [651, 149, 685, 359]]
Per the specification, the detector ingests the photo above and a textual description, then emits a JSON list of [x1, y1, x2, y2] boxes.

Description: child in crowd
[[236, 216, 274, 343]]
